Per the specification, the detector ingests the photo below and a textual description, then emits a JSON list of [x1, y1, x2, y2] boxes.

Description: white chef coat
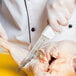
[[0, 0, 48, 49]]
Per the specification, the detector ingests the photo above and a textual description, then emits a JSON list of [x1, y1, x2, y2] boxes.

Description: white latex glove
[[47, 0, 75, 32], [0, 38, 29, 65], [0, 23, 8, 40]]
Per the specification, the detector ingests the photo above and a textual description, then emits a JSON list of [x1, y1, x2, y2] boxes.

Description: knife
[[18, 25, 56, 71]]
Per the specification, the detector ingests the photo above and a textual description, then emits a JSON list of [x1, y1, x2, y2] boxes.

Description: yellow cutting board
[[0, 54, 26, 76]]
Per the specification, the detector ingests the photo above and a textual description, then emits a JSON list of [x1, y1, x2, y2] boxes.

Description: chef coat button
[[31, 27, 35, 32], [69, 24, 72, 28]]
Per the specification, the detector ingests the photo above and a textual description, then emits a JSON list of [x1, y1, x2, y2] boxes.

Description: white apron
[[0, 0, 48, 49]]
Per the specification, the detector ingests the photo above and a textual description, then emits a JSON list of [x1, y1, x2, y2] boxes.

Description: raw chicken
[[0, 38, 76, 76], [23, 40, 76, 76]]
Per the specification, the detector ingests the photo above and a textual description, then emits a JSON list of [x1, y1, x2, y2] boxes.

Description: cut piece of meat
[[23, 40, 76, 76]]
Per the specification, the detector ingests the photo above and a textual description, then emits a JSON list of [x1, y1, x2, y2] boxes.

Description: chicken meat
[[0, 38, 76, 76]]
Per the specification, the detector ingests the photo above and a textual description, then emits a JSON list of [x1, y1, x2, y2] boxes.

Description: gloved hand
[[47, 0, 75, 32], [0, 38, 29, 65]]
